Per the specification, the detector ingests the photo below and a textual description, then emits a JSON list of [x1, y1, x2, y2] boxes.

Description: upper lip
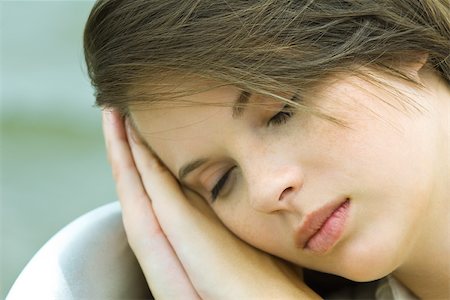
[[294, 198, 348, 249]]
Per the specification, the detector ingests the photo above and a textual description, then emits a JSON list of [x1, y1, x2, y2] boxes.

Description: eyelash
[[267, 95, 299, 126], [210, 95, 299, 202], [211, 167, 235, 202]]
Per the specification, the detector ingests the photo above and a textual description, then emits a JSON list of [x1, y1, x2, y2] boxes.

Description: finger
[[102, 110, 152, 236], [102, 110, 200, 299], [124, 117, 201, 226]]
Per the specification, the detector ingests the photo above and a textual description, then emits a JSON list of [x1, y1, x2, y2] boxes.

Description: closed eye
[[209, 94, 300, 202], [267, 94, 300, 126], [210, 166, 236, 202], [268, 106, 294, 125]]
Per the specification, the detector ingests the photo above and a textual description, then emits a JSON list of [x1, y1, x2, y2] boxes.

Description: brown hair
[[84, 0, 449, 115]]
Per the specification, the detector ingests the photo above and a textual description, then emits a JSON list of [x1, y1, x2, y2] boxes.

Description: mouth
[[295, 198, 350, 254]]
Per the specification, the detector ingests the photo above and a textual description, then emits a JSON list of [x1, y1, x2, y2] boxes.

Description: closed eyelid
[[210, 166, 238, 202], [178, 163, 235, 202], [179, 160, 231, 186]]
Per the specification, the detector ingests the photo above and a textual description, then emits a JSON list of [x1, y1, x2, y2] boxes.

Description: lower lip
[[305, 200, 350, 254]]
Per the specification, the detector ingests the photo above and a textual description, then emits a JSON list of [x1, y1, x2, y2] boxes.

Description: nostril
[[279, 187, 294, 201]]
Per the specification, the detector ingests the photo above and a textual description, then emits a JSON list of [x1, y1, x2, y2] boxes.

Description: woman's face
[[130, 73, 438, 281]]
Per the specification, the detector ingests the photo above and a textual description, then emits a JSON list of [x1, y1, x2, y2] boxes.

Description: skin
[[104, 111, 320, 299], [105, 62, 449, 298]]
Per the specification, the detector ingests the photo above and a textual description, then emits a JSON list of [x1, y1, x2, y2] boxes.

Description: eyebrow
[[178, 158, 208, 181], [232, 90, 251, 119], [178, 90, 251, 181]]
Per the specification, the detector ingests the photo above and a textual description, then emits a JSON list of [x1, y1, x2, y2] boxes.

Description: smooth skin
[[102, 111, 320, 299], [104, 60, 449, 299]]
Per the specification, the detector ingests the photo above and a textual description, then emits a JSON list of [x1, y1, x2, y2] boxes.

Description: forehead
[[130, 82, 240, 133]]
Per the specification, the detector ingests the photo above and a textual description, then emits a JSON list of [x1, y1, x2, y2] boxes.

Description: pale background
[[1, 1, 116, 297]]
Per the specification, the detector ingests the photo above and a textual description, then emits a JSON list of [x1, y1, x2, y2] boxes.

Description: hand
[[103, 109, 320, 299], [102, 109, 200, 299]]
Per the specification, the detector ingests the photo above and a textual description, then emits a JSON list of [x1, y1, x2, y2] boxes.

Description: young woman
[[84, 1, 449, 298]]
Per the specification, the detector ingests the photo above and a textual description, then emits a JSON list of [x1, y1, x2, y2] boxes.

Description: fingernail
[[103, 109, 115, 123]]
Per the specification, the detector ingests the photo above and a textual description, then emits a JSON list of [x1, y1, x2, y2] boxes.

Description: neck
[[394, 73, 450, 299]]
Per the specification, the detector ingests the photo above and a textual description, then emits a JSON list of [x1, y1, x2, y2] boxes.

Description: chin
[[338, 266, 391, 283], [327, 263, 394, 283], [327, 238, 403, 282]]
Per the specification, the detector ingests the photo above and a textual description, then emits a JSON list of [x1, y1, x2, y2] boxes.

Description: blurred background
[[1, 1, 116, 297]]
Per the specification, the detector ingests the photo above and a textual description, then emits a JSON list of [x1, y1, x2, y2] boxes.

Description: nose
[[245, 161, 304, 214]]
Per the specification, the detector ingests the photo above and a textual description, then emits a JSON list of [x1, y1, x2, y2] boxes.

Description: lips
[[295, 198, 350, 254]]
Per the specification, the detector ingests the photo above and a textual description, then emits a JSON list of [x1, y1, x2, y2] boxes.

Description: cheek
[[214, 201, 260, 243], [213, 201, 288, 254]]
